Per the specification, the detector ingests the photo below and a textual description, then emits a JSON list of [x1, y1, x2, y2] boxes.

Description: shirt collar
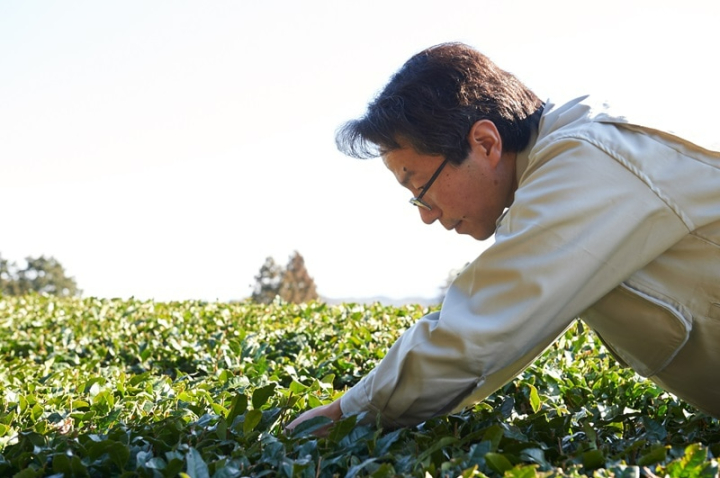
[[515, 108, 542, 184]]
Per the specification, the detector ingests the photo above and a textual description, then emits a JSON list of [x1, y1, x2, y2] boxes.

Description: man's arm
[[296, 131, 691, 429]]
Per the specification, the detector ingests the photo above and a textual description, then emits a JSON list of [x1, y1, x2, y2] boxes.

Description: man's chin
[[450, 221, 492, 240], [464, 226, 493, 241]]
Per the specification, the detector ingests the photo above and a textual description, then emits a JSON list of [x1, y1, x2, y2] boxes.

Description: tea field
[[1, 295, 718, 477]]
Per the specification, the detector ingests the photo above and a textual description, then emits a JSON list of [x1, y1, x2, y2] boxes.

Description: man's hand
[[285, 399, 343, 437]]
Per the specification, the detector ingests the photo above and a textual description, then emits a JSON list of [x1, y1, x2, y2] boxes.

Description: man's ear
[[467, 120, 503, 167]]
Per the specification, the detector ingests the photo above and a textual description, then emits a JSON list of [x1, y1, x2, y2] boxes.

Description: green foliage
[[0, 295, 718, 477], [0, 254, 80, 297]]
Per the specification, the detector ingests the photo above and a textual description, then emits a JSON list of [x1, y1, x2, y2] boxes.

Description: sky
[[1, 1, 719, 302]]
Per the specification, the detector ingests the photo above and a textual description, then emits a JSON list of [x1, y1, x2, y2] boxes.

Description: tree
[[251, 256, 284, 304], [0, 254, 80, 297], [250, 251, 319, 304], [0, 255, 21, 295], [279, 251, 318, 304]]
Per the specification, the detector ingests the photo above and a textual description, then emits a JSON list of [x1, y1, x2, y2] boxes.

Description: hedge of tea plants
[[1, 295, 718, 477]]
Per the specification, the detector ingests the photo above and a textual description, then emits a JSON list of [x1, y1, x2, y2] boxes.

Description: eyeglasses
[[409, 157, 451, 210]]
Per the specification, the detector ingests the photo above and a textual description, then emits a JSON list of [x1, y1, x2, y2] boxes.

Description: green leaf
[[665, 443, 717, 478], [482, 424, 504, 452], [327, 414, 357, 443], [82, 376, 106, 394], [30, 403, 43, 422], [251, 383, 276, 409], [346, 458, 378, 478], [185, 447, 210, 478], [52, 453, 72, 474], [215, 416, 228, 440], [499, 396, 515, 417], [682, 443, 708, 469], [505, 465, 539, 478], [374, 428, 403, 457], [290, 416, 332, 438], [520, 448, 550, 470], [527, 384, 541, 413], [582, 449, 605, 469], [289, 380, 308, 394], [637, 444, 667, 467], [177, 391, 193, 402], [69, 455, 89, 476], [226, 393, 248, 424], [417, 436, 457, 463], [12, 469, 42, 478], [640, 416, 667, 441], [307, 395, 322, 408], [108, 442, 130, 469], [583, 420, 598, 447], [485, 452, 514, 474], [213, 463, 243, 478], [243, 409, 262, 434], [368, 462, 395, 477], [71, 399, 90, 410]]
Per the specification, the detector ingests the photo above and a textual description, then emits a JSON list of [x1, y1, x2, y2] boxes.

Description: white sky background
[[1, 1, 718, 302]]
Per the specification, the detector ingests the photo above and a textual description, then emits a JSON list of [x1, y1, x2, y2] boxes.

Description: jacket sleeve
[[340, 131, 692, 428]]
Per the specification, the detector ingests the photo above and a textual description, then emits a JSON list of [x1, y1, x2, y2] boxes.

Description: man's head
[[336, 43, 542, 240], [336, 42, 542, 163]]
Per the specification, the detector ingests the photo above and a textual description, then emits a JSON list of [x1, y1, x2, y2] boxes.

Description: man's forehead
[[383, 148, 419, 188]]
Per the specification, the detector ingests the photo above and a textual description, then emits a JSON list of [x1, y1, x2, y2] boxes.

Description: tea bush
[[1, 295, 718, 477]]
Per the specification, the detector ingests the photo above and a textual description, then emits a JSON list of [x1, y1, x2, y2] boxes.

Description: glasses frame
[[408, 157, 451, 210]]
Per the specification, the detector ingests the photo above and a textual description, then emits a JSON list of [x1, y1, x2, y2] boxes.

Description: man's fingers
[[284, 400, 343, 436]]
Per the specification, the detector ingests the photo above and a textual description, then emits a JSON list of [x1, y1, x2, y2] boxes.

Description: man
[[287, 42, 720, 431]]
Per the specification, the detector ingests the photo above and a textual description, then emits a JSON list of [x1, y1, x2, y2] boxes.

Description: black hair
[[336, 42, 543, 163]]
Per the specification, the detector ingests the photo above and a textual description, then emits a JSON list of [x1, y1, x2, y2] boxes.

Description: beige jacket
[[340, 96, 720, 427]]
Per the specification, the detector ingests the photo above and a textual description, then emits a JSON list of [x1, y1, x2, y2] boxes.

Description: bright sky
[[2, 1, 718, 302]]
